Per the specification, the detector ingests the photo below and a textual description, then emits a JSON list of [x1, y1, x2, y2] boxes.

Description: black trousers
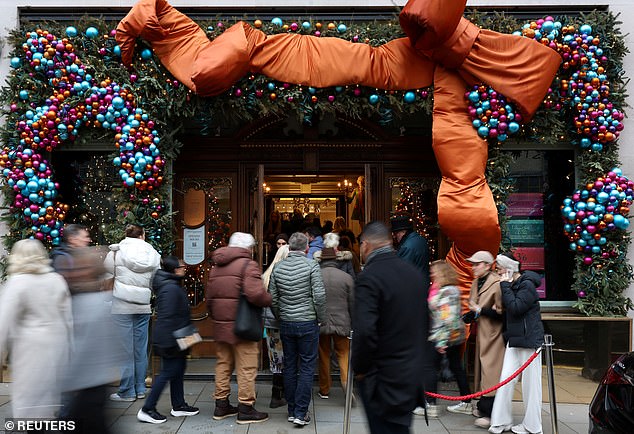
[[424, 342, 472, 404]]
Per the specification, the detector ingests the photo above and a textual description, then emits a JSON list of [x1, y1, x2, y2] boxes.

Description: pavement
[[0, 377, 591, 434]]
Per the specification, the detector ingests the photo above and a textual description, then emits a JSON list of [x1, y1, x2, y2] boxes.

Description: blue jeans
[[112, 313, 150, 398], [143, 355, 186, 411], [280, 320, 319, 419]]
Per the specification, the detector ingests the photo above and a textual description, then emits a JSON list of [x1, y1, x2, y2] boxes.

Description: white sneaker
[[412, 406, 425, 416], [137, 408, 167, 424], [511, 423, 542, 434], [489, 424, 512, 433], [475, 417, 491, 429], [447, 401, 473, 415], [109, 393, 135, 402]]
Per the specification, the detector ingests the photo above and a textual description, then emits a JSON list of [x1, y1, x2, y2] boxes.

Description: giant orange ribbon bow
[[117, 0, 561, 306]]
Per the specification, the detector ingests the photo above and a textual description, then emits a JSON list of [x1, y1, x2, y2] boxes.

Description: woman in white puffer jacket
[[104, 224, 160, 402]]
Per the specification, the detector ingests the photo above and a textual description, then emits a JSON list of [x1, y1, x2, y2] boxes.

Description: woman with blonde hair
[[0, 239, 72, 418], [262, 244, 290, 408]]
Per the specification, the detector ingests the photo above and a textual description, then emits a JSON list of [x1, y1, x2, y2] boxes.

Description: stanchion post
[[544, 334, 559, 434], [343, 331, 354, 434]]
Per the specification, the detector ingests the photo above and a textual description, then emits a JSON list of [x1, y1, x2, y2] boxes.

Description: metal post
[[343, 331, 354, 434], [544, 334, 559, 434]]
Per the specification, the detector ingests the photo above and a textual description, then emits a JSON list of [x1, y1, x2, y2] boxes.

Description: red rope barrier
[[425, 347, 542, 401]]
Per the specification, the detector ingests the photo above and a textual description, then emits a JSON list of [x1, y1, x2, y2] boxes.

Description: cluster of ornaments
[[4, 26, 165, 241], [518, 18, 624, 152], [466, 85, 521, 141], [561, 168, 632, 270], [231, 77, 429, 107]]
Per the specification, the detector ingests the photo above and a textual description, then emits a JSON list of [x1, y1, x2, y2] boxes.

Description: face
[[69, 230, 91, 248], [359, 239, 370, 262], [175, 261, 186, 277], [392, 230, 406, 244], [471, 261, 491, 278], [276, 239, 287, 248]]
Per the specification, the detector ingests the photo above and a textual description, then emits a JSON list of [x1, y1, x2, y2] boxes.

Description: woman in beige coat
[[465, 251, 505, 429], [0, 239, 72, 418]]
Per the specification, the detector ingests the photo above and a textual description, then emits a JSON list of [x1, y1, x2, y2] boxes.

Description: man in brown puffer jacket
[[205, 232, 272, 424]]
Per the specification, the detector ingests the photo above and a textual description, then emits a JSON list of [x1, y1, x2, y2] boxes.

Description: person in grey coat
[[269, 232, 327, 427], [316, 247, 354, 399]]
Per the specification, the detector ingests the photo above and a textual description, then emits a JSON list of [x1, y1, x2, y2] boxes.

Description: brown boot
[[236, 403, 269, 424], [213, 398, 238, 420]]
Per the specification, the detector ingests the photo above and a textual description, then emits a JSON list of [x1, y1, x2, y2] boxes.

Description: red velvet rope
[[425, 347, 542, 401]]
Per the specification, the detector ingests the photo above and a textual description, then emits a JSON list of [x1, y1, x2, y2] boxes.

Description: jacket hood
[[111, 237, 160, 272], [520, 270, 542, 287], [212, 246, 252, 266], [152, 269, 183, 291], [313, 249, 353, 262]]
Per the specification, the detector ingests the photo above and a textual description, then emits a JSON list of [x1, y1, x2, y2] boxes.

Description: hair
[[275, 233, 289, 243], [430, 260, 458, 288], [304, 225, 322, 238], [262, 245, 289, 289], [266, 210, 282, 235], [228, 232, 256, 249], [323, 232, 340, 249], [160, 255, 181, 273], [357, 175, 365, 187], [7, 239, 53, 276], [288, 232, 309, 252], [360, 221, 392, 244], [339, 235, 353, 250], [64, 224, 88, 241], [322, 220, 333, 234], [125, 224, 144, 238], [333, 216, 347, 233]]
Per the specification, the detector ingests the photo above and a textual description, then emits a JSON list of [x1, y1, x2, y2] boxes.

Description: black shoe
[[137, 408, 167, 424], [171, 404, 200, 417], [236, 403, 269, 424], [293, 414, 311, 427], [213, 398, 238, 420]]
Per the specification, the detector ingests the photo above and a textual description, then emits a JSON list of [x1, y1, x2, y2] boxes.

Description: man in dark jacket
[[390, 213, 433, 417], [269, 232, 326, 427], [206, 232, 272, 424], [353, 221, 428, 433]]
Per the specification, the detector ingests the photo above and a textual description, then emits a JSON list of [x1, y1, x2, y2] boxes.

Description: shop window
[[505, 150, 576, 301]]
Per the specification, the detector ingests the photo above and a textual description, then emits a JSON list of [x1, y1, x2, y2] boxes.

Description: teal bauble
[[403, 91, 416, 103], [369, 94, 379, 105]]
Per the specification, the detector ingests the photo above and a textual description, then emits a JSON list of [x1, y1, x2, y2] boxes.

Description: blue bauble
[[271, 17, 283, 27], [508, 122, 520, 134], [112, 96, 125, 110], [468, 91, 480, 103], [337, 24, 347, 33], [612, 167, 623, 176], [592, 246, 602, 254], [27, 181, 39, 192], [580, 138, 591, 148], [579, 24, 592, 35], [597, 192, 609, 203], [477, 126, 490, 138], [591, 143, 603, 152], [368, 94, 379, 105], [66, 26, 78, 37], [10, 57, 21, 68], [403, 91, 416, 103], [302, 21, 311, 30], [113, 45, 121, 57], [125, 177, 135, 187], [19, 90, 29, 100], [267, 82, 276, 91], [613, 214, 630, 230], [141, 48, 153, 60], [85, 27, 99, 39]]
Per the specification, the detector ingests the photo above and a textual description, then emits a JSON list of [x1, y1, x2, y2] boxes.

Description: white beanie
[[228, 232, 255, 249], [496, 254, 519, 273]]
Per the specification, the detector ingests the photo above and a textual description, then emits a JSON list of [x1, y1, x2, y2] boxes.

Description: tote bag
[[233, 259, 263, 341]]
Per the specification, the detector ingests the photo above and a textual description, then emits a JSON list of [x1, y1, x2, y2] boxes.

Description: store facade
[[1, 0, 634, 377]]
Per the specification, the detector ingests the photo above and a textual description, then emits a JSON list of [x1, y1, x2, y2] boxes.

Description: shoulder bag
[[234, 259, 264, 341]]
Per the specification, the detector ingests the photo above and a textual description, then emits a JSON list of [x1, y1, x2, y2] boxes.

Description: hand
[[468, 300, 479, 311], [355, 374, 365, 381], [437, 345, 447, 354], [500, 269, 514, 282]]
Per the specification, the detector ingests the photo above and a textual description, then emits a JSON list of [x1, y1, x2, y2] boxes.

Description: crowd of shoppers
[[0, 214, 545, 434]]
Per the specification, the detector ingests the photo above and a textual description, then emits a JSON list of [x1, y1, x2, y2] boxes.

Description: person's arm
[[502, 279, 538, 316], [0, 279, 21, 362], [269, 269, 280, 318], [310, 262, 327, 324], [243, 260, 272, 307], [352, 274, 379, 375]]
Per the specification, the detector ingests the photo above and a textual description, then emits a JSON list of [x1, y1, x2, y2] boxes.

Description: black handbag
[[233, 259, 264, 341]]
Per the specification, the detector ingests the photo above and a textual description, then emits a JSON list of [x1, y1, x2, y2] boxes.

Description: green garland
[[0, 10, 630, 315]]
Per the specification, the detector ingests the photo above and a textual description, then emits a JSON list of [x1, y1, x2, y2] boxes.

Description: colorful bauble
[[517, 18, 624, 152], [271, 17, 283, 27], [466, 85, 520, 142], [561, 167, 633, 265], [2, 27, 165, 243]]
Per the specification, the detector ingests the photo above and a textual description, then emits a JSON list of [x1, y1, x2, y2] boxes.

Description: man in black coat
[[352, 221, 429, 433]]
